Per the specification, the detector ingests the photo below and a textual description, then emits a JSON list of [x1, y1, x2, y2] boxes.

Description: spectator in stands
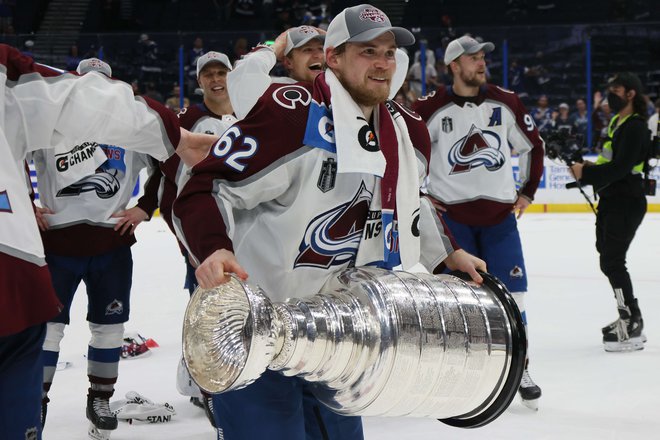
[[434, 59, 452, 87], [531, 94, 554, 133], [143, 81, 164, 103], [509, 58, 528, 99], [187, 37, 205, 94], [188, 37, 205, 74], [570, 97, 589, 140], [274, 0, 296, 32], [552, 102, 573, 133], [592, 91, 613, 151], [407, 56, 438, 99], [413, 38, 436, 66], [526, 51, 550, 96], [130, 79, 140, 95], [0, 0, 14, 35], [165, 83, 190, 113], [136, 33, 161, 82], [65, 44, 81, 71], [22, 39, 34, 59], [230, 37, 249, 64]]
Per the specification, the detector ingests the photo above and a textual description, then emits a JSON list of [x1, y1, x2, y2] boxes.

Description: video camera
[[542, 128, 588, 166]]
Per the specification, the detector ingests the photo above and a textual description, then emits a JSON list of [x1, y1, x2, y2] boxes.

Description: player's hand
[[272, 31, 288, 61], [112, 207, 149, 235], [34, 206, 54, 231], [512, 195, 531, 219], [195, 249, 249, 289], [444, 249, 486, 284], [176, 128, 216, 167]]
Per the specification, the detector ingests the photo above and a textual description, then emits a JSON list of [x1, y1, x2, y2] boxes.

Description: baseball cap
[[285, 26, 325, 56], [559, 102, 569, 110], [324, 4, 415, 51], [608, 72, 643, 94], [196, 51, 232, 78], [76, 58, 112, 77], [444, 35, 495, 65]]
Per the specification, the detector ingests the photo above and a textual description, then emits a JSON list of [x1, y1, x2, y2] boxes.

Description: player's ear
[[325, 47, 339, 69]]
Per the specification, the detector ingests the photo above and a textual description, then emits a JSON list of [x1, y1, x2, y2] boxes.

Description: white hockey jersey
[[174, 77, 457, 303], [413, 84, 545, 226], [32, 145, 153, 228], [0, 44, 180, 335]]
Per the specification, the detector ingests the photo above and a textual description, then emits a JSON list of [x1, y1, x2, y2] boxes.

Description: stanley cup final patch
[[442, 116, 453, 133], [318, 158, 337, 193]]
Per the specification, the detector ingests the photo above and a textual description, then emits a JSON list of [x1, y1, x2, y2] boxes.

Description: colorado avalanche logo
[[56, 170, 121, 199], [273, 85, 312, 110], [295, 183, 373, 269], [448, 124, 506, 174]]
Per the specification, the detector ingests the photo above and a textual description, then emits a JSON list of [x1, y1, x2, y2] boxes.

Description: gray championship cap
[[196, 51, 233, 78], [285, 26, 325, 56], [324, 4, 415, 51], [76, 58, 112, 77], [444, 35, 495, 65]]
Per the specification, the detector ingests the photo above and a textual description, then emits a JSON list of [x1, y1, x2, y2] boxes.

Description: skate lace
[[520, 370, 536, 388], [615, 318, 630, 340], [93, 397, 113, 417]]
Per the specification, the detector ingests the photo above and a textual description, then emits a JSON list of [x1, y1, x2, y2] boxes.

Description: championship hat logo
[[298, 25, 316, 34], [359, 7, 386, 23]]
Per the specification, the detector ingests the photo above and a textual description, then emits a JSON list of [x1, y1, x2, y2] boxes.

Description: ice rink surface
[[43, 213, 660, 439]]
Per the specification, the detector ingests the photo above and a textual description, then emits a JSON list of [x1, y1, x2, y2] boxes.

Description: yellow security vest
[[596, 113, 645, 174]]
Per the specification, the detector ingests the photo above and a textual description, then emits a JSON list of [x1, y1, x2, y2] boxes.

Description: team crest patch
[[359, 7, 386, 22], [273, 85, 311, 110], [106, 299, 124, 315], [318, 158, 337, 193], [442, 116, 453, 133], [510, 265, 524, 279]]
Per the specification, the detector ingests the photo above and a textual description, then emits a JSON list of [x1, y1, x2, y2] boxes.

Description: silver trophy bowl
[[183, 268, 526, 427]]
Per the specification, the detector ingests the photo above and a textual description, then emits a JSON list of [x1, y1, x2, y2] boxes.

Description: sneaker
[[87, 394, 118, 431], [603, 315, 645, 352], [518, 369, 542, 410]]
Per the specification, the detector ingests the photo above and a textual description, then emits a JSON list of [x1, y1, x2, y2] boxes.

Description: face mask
[[607, 92, 627, 113]]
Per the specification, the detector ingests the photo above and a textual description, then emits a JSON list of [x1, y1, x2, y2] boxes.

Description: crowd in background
[[6, 0, 660, 154]]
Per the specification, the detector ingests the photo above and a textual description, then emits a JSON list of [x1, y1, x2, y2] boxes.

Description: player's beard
[[338, 73, 391, 107], [459, 70, 487, 88]]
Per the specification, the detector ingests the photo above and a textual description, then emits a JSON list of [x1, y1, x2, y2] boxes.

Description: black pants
[[595, 194, 647, 309]]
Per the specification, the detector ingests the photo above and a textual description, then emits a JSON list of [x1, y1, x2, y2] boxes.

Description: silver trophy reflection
[[183, 268, 526, 427]]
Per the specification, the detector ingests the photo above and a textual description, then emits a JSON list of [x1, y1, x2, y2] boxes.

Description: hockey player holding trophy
[[174, 5, 526, 439]]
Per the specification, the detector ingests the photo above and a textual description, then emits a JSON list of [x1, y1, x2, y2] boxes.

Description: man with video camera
[[570, 72, 651, 352]]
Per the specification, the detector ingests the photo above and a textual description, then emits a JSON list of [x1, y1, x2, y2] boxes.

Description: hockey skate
[[518, 369, 542, 410], [87, 393, 117, 440], [602, 318, 647, 343], [603, 315, 645, 352]]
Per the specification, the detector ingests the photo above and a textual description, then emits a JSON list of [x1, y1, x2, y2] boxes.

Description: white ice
[[43, 213, 660, 439]]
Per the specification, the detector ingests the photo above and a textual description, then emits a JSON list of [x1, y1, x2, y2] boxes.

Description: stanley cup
[[182, 268, 526, 427]]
